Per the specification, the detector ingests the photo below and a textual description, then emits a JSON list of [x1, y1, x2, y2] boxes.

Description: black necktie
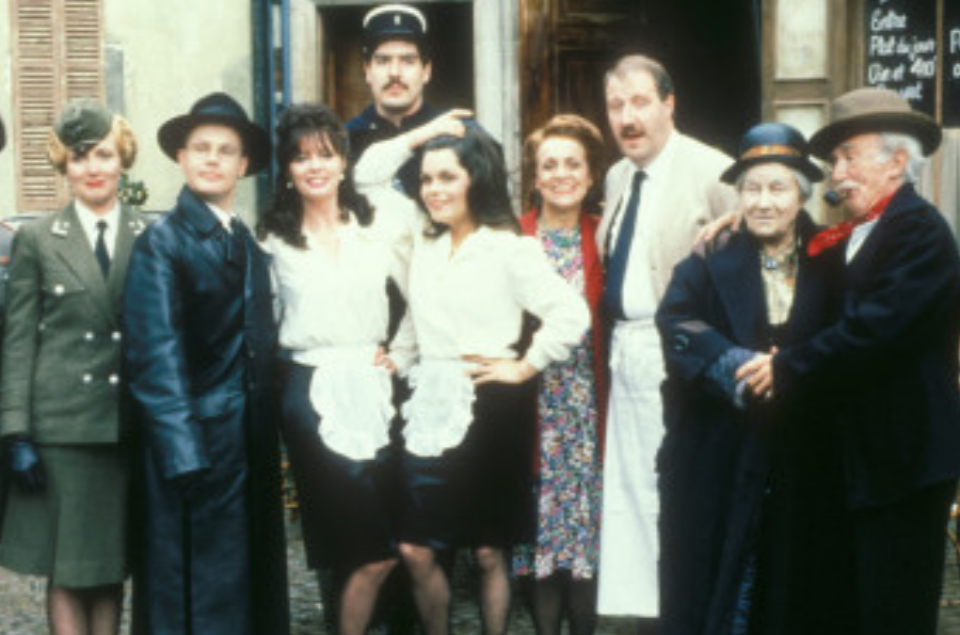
[[95, 220, 110, 278], [229, 217, 249, 269], [602, 171, 646, 319]]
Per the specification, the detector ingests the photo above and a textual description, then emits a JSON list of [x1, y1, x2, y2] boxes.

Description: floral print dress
[[512, 224, 602, 580]]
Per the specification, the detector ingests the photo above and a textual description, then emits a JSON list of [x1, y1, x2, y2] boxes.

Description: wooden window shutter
[[11, 0, 104, 212]]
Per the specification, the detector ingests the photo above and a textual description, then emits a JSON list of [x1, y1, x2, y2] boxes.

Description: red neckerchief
[[807, 189, 897, 257]]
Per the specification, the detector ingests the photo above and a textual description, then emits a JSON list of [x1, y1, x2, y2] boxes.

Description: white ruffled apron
[[401, 359, 477, 458], [598, 318, 665, 617], [294, 345, 394, 461]]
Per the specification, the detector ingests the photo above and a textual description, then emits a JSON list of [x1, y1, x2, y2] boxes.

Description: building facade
[[1, 0, 957, 226]]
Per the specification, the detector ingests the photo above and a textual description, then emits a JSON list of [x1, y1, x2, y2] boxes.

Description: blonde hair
[[47, 115, 138, 174]]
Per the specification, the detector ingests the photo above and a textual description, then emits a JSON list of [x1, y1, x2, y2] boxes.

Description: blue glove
[[5, 436, 46, 493]]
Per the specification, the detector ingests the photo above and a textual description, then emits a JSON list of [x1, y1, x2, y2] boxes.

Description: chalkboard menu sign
[[865, 0, 937, 116], [944, 0, 960, 127]]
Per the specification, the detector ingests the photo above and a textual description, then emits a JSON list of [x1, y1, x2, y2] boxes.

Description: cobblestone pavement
[[3, 527, 960, 634]]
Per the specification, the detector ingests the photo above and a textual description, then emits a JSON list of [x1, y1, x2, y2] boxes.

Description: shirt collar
[[74, 200, 120, 229], [207, 202, 238, 231]]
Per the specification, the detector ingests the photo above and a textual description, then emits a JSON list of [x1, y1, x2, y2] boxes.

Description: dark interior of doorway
[[629, 0, 762, 155], [523, 0, 761, 166], [320, 3, 475, 125]]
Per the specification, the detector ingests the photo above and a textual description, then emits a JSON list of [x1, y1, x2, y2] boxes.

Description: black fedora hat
[[158, 92, 271, 175], [721, 122, 824, 184], [808, 87, 941, 159]]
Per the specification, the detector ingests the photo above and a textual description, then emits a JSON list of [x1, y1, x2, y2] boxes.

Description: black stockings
[[523, 572, 597, 635]]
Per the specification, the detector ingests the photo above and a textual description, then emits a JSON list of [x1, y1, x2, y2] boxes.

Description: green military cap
[[54, 98, 113, 154]]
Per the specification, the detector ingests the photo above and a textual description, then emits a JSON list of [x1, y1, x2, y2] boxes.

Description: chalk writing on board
[[944, 1, 960, 126], [865, 1, 936, 115]]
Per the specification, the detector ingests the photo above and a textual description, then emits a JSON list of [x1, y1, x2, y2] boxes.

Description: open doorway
[[316, 3, 475, 123], [521, 0, 761, 162]]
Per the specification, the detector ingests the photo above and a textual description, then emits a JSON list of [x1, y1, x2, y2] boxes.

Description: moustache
[[384, 81, 408, 90], [618, 125, 644, 138]]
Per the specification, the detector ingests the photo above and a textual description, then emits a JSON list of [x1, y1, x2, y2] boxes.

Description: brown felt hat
[[809, 88, 941, 160]]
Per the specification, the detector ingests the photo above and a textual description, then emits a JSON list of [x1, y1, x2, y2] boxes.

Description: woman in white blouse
[[356, 119, 590, 635], [257, 104, 415, 635]]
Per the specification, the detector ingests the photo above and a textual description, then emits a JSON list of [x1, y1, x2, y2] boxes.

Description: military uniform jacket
[[0, 203, 145, 443]]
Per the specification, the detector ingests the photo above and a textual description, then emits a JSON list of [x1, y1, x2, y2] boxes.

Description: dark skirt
[[399, 380, 537, 550], [280, 360, 396, 570], [0, 444, 128, 587]]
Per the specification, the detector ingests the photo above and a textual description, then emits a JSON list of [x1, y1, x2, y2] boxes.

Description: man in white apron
[[596, 54, 737, 630]]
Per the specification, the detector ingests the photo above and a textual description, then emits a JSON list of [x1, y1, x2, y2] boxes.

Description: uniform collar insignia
[[51, 219, 70, 237]]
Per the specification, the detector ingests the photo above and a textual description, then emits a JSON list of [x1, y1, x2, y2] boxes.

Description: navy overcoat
[[775, 184, 960, 509], [123, 186, 289, 635], [656, 211, 840, 635]]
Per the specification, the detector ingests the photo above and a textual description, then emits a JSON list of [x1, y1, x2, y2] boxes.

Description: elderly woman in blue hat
[[0, 98, 144, 635], [655, 122, 843, 634]]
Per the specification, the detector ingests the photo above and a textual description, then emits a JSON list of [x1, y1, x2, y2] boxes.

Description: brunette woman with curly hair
[[257, 103, 417, 635], [355, 115, 589, 635]]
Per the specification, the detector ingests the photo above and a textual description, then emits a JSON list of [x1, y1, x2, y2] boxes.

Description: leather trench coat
[[123, 186, 289, 635]]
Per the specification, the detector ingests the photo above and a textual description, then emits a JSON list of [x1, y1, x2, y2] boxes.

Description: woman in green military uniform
[[0, 100, 145, 635]]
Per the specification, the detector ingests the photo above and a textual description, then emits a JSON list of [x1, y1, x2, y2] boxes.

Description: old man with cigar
[[737, 88, 960, 635]]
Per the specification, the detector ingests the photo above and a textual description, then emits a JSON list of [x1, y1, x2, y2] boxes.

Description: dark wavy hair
[[416, 125, 518, 237], [523, 113, 605, 215], [257, 103, 374, 248]]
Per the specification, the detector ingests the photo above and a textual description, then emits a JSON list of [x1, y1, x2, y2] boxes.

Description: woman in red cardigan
[[513, 114, 608, 635]]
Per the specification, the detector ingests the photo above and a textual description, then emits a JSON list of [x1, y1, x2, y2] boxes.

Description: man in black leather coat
[[123, 93, 289, 635]]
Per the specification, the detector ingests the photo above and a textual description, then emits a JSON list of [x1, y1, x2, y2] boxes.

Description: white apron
[[297, 345, 394, 461], [597, 318, 665, 616]]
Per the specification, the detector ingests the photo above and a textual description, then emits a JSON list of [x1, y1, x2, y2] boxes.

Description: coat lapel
[[709, 232, 768, 349], [597, 159, 633, 257], [173, 186, 239, 285], [844, 184, 917, 285], [781, 211, 832, 342], [50, 204, 113, 323], [108, 207, 147, 312]]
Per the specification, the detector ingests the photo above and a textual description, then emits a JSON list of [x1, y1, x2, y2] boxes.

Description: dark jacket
[[0, 203, 144, 543], [656, 211, 838, 635], [346, 102, 442, 197], [775, 183, 960, 509], [124, 187, 289, 635], [1, 204, 145, 443]]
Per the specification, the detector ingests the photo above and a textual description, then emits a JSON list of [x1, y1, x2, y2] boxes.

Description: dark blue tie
[[229, 217, 249, 270], [602, 171, 645, 319], [95, 220, 110, 278]]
